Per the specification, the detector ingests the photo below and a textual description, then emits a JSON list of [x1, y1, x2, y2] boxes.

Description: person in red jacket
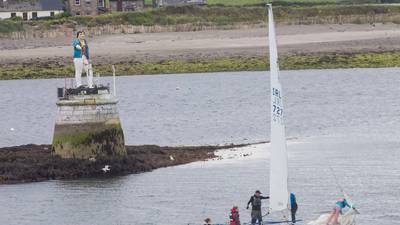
[[230, 206, 241, 225]]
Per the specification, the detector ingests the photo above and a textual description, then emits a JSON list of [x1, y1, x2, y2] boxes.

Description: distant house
[[66, 0, 144, 16], [0, 0, 64, 20], [66, 0, 108, 16], [154, 0, 207, 7], [110, 0, 144, 12]]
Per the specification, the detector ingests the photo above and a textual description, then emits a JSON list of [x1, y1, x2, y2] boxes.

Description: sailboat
[[267, 4, 359, 225], [237, 4, 292, 225]]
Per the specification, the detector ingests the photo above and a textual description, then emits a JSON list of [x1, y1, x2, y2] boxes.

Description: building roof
[[0, 0, 64, 12], [40, 0, 64, 11]]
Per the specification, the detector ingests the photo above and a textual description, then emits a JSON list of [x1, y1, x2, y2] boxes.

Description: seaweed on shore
[[0, 143, 249, 184], [2, 51, 400, 80]]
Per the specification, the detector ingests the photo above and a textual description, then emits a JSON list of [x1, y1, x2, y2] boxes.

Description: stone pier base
[[52, 87, 126, 159]]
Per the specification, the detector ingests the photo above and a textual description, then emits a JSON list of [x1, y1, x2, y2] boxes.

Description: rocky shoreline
[[0, 144, 248, 185]]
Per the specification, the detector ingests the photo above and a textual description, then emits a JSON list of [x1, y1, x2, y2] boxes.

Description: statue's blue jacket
[[72, 38, 90, 59]]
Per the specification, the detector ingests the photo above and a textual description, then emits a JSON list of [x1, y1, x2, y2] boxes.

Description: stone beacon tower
[[52, 86, 126, 159]]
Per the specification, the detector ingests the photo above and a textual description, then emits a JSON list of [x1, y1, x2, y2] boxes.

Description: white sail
[[268, 4, 289, 212]]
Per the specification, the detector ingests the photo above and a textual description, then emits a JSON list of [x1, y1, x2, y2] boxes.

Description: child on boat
[[325, 197, 351, 225]]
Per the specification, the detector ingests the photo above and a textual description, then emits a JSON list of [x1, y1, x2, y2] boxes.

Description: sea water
[[0, 68, 399, 225]]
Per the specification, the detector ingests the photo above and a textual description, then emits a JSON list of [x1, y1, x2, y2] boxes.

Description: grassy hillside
[[208, 0, 269, 5], [2, 3, 400, 36], [145, 0, 400, 6], [208, 0, 338, 6], [0, 6, 268, 35], [2, 4, 400, 30], [204, 0, 400, 6]]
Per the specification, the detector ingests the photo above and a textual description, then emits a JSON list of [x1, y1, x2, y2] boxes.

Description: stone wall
[[55, 102, 120, 124]]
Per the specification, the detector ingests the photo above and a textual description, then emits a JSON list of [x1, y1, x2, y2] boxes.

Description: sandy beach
[[1, 23, 400, 66]]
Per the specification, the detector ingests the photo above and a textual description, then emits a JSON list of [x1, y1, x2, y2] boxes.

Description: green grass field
[[208, 0, 338, 6], [143, 0, 338, 6], [143, 0, 400, 6], [143, 0, 270, 6], [208, 0, 268, 5], [3, 3, 400, 36]]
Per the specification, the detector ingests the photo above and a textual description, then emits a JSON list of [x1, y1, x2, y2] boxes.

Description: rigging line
[[326, 157, 360, 216], [323, 148, 347, 196], [329, 166, 345, 195], [262, 207, 271, 218]]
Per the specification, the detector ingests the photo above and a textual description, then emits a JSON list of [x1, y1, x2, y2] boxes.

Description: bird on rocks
[[101, 165, 111, 173]]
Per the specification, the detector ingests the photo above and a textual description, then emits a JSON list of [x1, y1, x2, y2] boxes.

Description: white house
[[0, 0, 64, 20]]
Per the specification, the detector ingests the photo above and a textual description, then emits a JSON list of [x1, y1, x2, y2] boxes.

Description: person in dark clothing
[[246, 190, 270, 225], [289, 193, 298, 224]]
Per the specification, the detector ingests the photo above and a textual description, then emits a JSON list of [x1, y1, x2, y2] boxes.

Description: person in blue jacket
[[289, 193, 298, 224], [72, 31, 93, 88], [325, 197, 351, 225]]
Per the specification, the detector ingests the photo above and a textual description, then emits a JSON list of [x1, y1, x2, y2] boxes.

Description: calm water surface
[[0, 68, 399, 225]]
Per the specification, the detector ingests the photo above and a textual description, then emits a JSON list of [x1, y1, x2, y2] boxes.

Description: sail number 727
[[272, 88, 284, 124]]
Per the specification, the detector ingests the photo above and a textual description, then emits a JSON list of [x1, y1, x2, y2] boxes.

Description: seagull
[[169, 155, 175, 161], [101, 165, 111, 173]]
